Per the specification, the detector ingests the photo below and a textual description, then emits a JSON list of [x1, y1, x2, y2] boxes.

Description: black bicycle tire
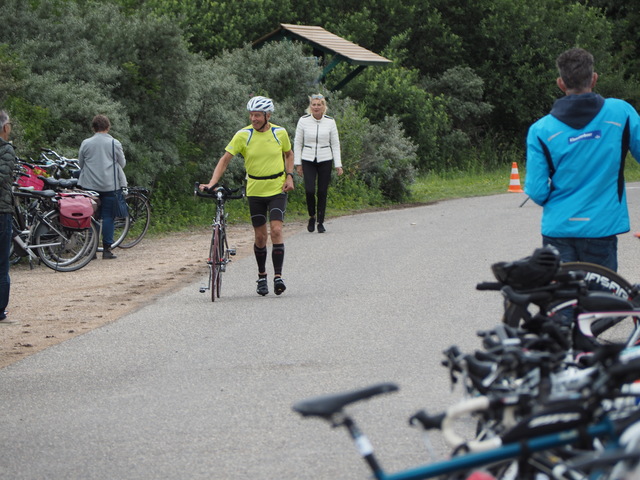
[[217, 228, 227, 298], [118, 192, 151, 249], [556, 262, 638, 343], [558, 262, 636, 300], [211, 226, 221, 301], [41, 216, 98, 272], [34, 211, 99, 272]]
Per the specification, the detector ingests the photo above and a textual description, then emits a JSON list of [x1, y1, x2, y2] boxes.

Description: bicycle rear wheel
[[34, 211, 99, 272], [118, 192, 151, 249], [556, 262, 639, 347]]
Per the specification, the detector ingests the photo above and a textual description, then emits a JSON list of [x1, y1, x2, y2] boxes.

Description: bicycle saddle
[[292, 383, 398, 418]]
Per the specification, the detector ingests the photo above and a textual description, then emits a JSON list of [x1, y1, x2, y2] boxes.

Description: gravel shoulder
[[0, 222, 303, 369]]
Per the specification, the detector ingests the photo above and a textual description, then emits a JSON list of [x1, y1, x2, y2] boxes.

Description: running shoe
[[274, 277, 286, 295], [256, 277, 269, 296]]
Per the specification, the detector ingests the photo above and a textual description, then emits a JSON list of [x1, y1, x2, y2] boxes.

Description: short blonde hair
[[306, 94, 328, 115]]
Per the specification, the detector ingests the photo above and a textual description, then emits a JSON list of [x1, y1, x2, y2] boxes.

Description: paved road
[[3, 187, 640, 479]]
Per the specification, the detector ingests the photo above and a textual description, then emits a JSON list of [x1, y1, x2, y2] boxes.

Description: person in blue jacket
[[525, 47, 640, 271]]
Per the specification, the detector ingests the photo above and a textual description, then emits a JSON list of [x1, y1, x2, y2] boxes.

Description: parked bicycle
[[294, 344, 640, 479], [37, 147, 80, 179], [118, 186, 152, 248], [293, 363, 640, 480], [26, 148, 152, 249], [294, 248, 640, 479], [194, 183, 244, 301], [36, 174, 132, 251], [476, 248, 640, 351], [11, 185, 99, 272]]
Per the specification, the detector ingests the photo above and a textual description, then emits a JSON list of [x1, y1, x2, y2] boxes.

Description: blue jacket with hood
[[525, 93, 640, 238]]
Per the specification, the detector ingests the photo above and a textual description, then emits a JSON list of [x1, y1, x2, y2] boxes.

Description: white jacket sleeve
[[293, 118, 304, 166], [330, 120, 341, 168]]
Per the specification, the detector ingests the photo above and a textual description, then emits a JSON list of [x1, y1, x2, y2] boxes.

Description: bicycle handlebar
[[194, 182, 244, 200]]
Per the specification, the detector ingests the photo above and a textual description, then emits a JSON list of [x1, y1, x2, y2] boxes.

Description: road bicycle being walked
[[194, 183, 244, 301]]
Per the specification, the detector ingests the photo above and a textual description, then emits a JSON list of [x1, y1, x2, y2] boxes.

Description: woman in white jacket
[[294, 94, 343, 233]]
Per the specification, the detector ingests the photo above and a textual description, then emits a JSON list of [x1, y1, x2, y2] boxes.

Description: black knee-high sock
[[254, 244, 267, 275], [272, 243, 285, 276]]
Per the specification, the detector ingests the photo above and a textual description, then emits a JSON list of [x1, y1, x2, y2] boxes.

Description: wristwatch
[[286, 172, 294, 177]]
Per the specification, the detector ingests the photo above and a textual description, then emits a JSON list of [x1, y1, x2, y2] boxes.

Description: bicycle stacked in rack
[[11, 180, 99, 272], [194, 183, 244, 301], [293, 248, 640, 479], [13, 149, 152, 256]]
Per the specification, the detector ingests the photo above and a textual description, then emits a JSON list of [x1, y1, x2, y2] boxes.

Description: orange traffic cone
[[507, 162, 524, 193]]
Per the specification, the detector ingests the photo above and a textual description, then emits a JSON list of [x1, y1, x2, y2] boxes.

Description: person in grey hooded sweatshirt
[[78, 114, 126, 259]]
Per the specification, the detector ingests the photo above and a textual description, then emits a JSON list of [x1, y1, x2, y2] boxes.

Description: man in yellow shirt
[[201, 96, 294, 296]]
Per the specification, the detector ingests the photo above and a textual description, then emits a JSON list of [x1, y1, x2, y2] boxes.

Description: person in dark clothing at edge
[[525, 47, 640, 272], [0, 110, 16, 325]]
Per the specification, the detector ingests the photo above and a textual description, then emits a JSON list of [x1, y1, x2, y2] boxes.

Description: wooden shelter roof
[[253, 23, 391, 66], [253, 23, 391, 89]]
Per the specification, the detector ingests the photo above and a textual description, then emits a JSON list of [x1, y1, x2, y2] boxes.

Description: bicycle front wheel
[[209, 226, 222, 301], [34, 211, 99, 272], [110, 215, 131, 249], [118, 192, 151, 249]]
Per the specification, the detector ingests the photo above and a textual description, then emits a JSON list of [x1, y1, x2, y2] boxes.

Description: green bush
[[335, 101, 417, 202]]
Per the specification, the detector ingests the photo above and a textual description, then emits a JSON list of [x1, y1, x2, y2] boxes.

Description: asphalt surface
[[3, 187, 640, 479]]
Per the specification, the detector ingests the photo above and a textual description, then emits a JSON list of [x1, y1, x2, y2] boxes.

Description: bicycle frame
[[212, 192, 233, 272], [347, 419, 615, 480]]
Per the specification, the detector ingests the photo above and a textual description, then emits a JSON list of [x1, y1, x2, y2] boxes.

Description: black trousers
[[301, 160, 333, 224]]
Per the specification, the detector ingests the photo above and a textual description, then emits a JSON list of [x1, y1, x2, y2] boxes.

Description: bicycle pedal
[[199, 287, 207, 293], [229, 248, 236, 256]]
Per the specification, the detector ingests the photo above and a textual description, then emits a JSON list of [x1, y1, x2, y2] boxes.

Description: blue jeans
[[542, 235, 618, 272], [98, 191, 116, 247], [0, 213, 12, 318]]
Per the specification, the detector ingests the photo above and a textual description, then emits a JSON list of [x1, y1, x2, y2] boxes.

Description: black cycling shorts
[[248, 193, 287, 227]]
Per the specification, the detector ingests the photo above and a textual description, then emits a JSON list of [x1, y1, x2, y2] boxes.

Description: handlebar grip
[[409, 410, 445, 430]]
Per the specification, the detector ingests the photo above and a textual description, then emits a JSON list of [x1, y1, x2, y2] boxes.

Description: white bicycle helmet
[[246, 96, 275, 113]]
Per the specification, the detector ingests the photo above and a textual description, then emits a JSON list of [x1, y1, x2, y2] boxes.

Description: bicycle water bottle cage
[[491, 246, 561, 290]]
